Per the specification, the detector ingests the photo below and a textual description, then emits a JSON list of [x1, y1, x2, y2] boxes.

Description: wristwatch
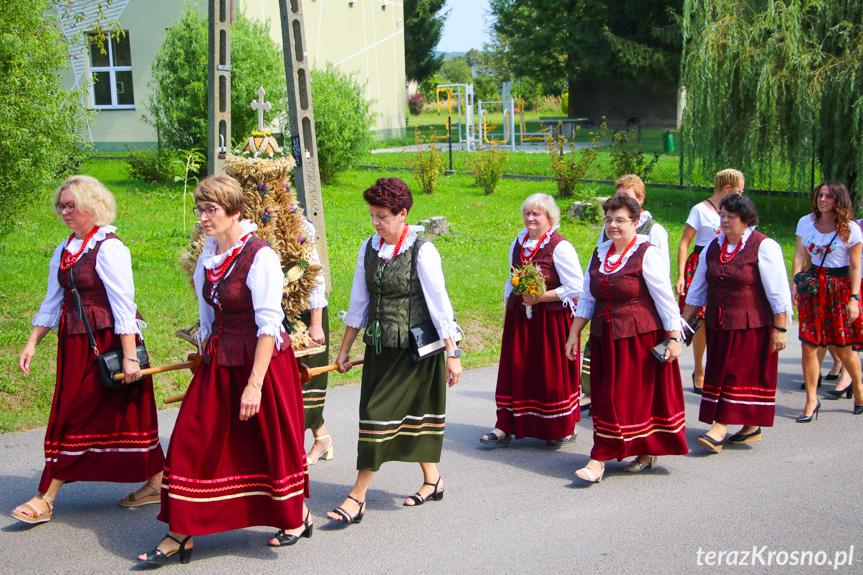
[[446, 348, 462, 358], [669, 337, 683, 343], [851, 294, 860, 301]]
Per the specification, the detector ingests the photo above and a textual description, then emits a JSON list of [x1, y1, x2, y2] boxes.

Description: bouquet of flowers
[[511, 263, 547, 319]]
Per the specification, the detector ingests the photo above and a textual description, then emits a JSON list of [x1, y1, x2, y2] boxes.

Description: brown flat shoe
[[11, 497, 53, 524], [119, 482, 161, 507]]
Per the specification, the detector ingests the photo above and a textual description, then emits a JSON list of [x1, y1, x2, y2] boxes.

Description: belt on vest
[[692, 245, 705, 255]]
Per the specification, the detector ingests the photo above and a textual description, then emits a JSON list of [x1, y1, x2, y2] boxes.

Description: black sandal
[[479, 431, 512, 446], [140, 534, 193, 565], [403, 476, 444, 507], [269, 509, 313, 547], [329, 495, 365, 525]]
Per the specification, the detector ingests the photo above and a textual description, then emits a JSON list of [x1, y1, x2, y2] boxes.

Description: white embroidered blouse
[[342, 225, 459, 340], [33, 225, 146, 336], [303, 219, 328, 310]]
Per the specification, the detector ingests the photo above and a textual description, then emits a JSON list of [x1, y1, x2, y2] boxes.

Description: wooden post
[[207, 0, 233, 176], [277, 0, 331, 291]]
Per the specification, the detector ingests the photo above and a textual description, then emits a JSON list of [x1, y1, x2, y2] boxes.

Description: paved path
[[2, 336, 863, 574]]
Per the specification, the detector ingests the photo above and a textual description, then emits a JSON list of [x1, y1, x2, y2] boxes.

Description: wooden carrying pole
[[112, 354, 202, 381], [163, 360, 364, 404]]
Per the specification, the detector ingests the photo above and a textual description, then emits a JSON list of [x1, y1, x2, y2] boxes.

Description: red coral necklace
[[207, 233, 252, 284], [521, 228, 551, 264], [603, 235, 637, 273], [381, 225, 409, 263], [719, 236, 743, 264], [60, 226, 100, 270]]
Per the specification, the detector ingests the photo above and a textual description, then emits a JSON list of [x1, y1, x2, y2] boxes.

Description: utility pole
[[207, 0, 233, 176], [277, 0, 331, 291]]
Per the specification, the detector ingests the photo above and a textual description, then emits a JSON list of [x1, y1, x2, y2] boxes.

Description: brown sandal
[[119, 481, 161, 507], [11, 496, 53, 524]]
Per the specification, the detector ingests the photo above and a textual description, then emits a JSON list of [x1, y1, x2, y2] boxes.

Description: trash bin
[[663, 130, 675, 152]]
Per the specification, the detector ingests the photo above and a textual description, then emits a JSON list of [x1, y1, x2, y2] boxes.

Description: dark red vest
[[59, 234, 116, 335], [203, 237, 290, 367], [589, 242, 664, 340], [507, 231, 566, 312], [704, 230, 773, 330]]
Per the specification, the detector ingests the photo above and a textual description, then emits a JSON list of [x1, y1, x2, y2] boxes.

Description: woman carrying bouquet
[[481, 193, 584, 447]]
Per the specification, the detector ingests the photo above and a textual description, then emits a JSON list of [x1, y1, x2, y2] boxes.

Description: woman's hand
[[770, 329, 787, 353], [308, 323, 325, 345], [335, 350, 353, 373], [521, 294, 541, 306], [790, 282, 797, 303], [239, 379, 263, 421], [565, 333, 580, 361], [664, 339, 682, 361], [122, 358, 143, 384], [674, 277, 686, 296], [446, 357, 462, 387], [18, 343, 36, 376], [847, 300, 860, 323]]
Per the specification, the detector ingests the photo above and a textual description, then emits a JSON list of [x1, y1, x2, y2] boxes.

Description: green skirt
[[300, 307, 329, 430], [357, 345, 446, 471]]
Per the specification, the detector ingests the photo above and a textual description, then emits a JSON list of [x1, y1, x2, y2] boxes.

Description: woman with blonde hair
[[481, 193, 584, 447], [675, 169, 744, 394], [12, 175, 164, 524]]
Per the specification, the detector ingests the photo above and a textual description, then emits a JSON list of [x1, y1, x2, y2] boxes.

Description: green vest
[[362, 235, 432, 349]]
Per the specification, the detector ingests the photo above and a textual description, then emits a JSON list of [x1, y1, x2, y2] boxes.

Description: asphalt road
[[2, 336, 863, 574]]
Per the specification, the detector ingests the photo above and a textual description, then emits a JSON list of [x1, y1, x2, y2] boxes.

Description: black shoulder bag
[[793, 231, 838, 297], [68, 268, 149, 389], [407, 242, 462, 361]]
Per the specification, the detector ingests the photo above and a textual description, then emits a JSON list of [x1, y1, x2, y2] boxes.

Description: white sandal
[[575, 460, 605, 483], [307, 435, 334, 466]]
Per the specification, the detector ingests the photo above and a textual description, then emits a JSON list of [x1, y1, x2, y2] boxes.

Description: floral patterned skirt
[[678, 251, 705, 319], [798, 275, 863, 347]]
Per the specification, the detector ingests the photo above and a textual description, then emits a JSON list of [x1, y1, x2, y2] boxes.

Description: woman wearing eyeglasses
[[480, 193, 584, 448], [565, 195, 688, 483], [138, 175, 310, 565], [12, 176, 164, 525], [675, 169, 744, 394]]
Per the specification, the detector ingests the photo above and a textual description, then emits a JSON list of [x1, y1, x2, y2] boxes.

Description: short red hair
[[363, 177, 413, 215]]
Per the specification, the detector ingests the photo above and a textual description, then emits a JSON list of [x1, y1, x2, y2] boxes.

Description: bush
[[561, 92, 569, 115], [408, 93, 425, 116], [310, 66, 374, 182], [146, 9, 287, 163], [406, 130, 445, 194], [608, 130, 660, 181], [126, 149, 175, 183], [469, 146, 509, 194], [546, 133, 597, 198]]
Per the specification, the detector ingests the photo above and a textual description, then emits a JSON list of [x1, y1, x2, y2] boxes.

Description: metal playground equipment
[[434, 83, 476, 151]]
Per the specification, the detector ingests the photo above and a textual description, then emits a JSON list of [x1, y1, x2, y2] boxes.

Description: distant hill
[[435, 50, 467, 59]]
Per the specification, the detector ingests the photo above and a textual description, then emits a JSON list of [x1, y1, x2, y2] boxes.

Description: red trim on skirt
[[797, 275, 863, 347], [700, 326, 777, 427], [678, 251, 705, 319], [158, 346, 308, 536], [494, 298, 580, 441], [40, 329, 164, 492], [589, 328, 688, 461]]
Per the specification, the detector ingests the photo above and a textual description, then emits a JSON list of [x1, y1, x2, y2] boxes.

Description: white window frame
[[89, 31, 134, 110]]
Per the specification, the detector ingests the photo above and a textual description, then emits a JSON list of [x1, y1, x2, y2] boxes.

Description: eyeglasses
[[193, 205, 223, 218], [603, 217, 636, 225], [731, 187, 745, 194], [56, 203, 76, 214]]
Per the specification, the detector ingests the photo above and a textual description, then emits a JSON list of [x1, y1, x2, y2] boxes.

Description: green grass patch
[[1, 161, 810, 433]]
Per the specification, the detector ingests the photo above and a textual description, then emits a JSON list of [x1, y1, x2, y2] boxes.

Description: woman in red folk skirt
[[13, 175, 164, 525], [675, 169, 744, 394], [791, 180, 863, 421], [480, 193, 583, 448], [565, 195, 688, 483], [138, 175, 310, 566], [683, 195, 793, 452]]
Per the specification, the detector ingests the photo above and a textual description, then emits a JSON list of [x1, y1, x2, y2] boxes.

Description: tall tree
[[490, 0, 682, 115], [404, 0, 449, 83], [682, 0, 863, 194]]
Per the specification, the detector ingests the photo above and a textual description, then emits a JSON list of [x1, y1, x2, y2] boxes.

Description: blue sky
[[436, 0, 492, 54]]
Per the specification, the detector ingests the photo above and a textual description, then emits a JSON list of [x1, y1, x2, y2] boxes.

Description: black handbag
[[407, 243, 462, 361], [68, 268, 149, 389], [793, 231, 838, 298]]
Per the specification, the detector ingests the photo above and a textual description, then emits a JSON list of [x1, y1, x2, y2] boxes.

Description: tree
[[439, 56, 473, 85], [489, 0, 682, 115], [404, 0, 449, 83], [0, 0, 90, 234], [682, 0, 863, 194], [147, 8, 287, 157]]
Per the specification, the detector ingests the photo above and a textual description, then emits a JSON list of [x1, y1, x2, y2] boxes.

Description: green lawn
[[0, 160, 810, 432]]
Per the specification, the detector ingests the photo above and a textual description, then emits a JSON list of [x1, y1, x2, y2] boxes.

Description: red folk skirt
[[797, 275, 863, 347], [589, 328, 688, 461], [700, 326, 777, 427], [494, 298, 581, 441], [678, 251, 705, 319], [158, 346, 309, 536], [40, 328, 164, 493]]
